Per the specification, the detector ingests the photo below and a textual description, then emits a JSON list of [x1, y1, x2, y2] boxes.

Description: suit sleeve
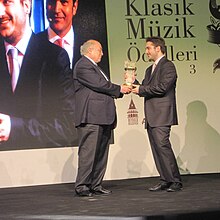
[[139, 61, 177, 98], [74, 61, 121, 98]]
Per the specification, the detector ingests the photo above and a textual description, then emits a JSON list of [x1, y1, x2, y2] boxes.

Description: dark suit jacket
[[73, 56, 122, 127], [0, 34, 75, 150], [138, 56, 178, 128], [37, 29, 81, 69]]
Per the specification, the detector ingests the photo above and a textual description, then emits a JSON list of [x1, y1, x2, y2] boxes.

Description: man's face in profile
[[89, 41, 103, 64], [46, 0, 78, 37]]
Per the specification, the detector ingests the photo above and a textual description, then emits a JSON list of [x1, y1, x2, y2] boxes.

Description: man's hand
[[120, 84, 132, 94], [0, 113, 11, 142], [132, 84, 140, 94]]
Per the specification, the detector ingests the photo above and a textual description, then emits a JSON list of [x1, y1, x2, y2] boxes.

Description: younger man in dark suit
[[37, 0, 79, 146], [40, 0, 79, 68], [132, 36, 182, 192], [0, 0, 75, 149]]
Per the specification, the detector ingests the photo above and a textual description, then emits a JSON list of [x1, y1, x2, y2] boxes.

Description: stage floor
[[0, 173, 220, 220]]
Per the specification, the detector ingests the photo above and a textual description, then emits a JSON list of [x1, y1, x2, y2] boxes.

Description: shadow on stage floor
[[0, 173, 220, 220]]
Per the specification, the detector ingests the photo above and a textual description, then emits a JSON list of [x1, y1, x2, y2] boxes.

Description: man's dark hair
[[46, 0, 77, 4], [146, 36, 166, 54]]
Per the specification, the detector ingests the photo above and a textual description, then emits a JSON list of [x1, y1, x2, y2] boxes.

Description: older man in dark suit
[[0, 0, 75, 149], [73, 40, 131, 197], [132, 36, 182, 192]]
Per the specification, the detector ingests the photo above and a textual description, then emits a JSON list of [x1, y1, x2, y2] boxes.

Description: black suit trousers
[[75, 124, 111, 192], [147, 124, 181, 183]]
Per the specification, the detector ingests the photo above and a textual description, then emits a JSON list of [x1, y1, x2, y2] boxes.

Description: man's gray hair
[[80, 40, 96, 56]]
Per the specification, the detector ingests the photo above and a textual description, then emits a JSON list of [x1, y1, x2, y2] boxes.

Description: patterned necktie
[[8, 48, 20, 92]]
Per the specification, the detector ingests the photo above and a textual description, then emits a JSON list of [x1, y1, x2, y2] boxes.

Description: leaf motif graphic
[[210, 16, 216, 26]]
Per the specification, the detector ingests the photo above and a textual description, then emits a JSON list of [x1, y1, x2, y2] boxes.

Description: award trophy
[[124, 61, 136, 86]]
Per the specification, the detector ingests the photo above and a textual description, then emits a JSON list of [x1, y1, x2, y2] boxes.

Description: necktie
[[54, 38, 64, 48], [8, 48, 20, 92], [151, 63, 156, 74], [54, 38, 73, 68]]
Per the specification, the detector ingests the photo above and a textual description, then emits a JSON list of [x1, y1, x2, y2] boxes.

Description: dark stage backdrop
[[73, 0, 110, 76], [0, 0, 110, 151]]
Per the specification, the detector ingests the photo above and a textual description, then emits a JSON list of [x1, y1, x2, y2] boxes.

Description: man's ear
[[23, 0, 31, 15], [156, 45, 161, 53], [73, 0, 78, 16]]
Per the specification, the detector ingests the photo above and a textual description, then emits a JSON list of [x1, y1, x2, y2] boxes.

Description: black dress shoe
[[91, 187, 112, 195], [75, 190, 93, 197], [166, 182, 183, 192], [149, 182, 171, 191]]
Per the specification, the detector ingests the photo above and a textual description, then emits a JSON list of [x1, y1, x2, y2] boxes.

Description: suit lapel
[[73, 31, 81, 68], [148, 56, 167, 82], [83, 56, 109, 81], [0, 38, 14, 95], [14, 34, 43, 94], [96, 65, 109, 81]]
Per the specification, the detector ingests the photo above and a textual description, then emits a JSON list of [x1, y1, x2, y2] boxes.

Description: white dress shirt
[[48, 26, 74, 68], [5, 26, 32, 73]]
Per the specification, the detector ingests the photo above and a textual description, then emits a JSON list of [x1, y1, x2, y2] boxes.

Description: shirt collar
[[48, 26, 74, 47], [84, 55, 97, 66], [154, 55, 165, 65]]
